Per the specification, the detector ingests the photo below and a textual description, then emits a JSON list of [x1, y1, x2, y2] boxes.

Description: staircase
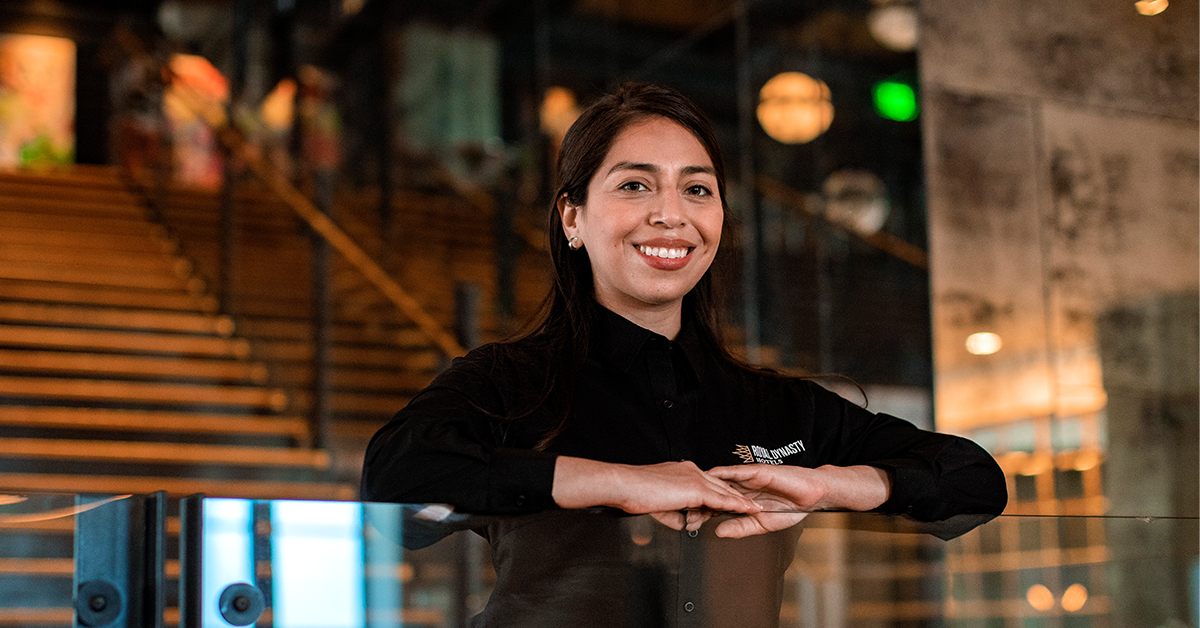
[[0, 163, 551, 626], [0, 166, 351, 627]]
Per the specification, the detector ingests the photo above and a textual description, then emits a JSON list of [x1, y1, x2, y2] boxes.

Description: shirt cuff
[[868, 459, 936, 518], [488, 447, 559, 513]]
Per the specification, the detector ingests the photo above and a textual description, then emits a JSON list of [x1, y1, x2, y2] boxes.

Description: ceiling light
[[965, 332, 1002, 356], [1061, 584, 1088, 612], [1026, 584, 1055, 612], [868, 3, 919, 52], [1135, 0, 1168, 15], [757, 72, 834, 144]]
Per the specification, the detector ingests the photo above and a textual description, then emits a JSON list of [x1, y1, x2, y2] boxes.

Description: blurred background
[[0, 0, 1194, 626]]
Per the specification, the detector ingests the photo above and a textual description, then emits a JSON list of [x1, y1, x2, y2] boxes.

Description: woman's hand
[[552, 457, 761, 530], [706, 464, 892, 538]]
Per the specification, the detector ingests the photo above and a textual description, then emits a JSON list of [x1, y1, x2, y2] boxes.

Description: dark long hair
[[505, 82, 753, 448]]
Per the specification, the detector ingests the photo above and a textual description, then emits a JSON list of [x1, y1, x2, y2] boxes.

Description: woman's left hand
[[706, 464, 892, 538]]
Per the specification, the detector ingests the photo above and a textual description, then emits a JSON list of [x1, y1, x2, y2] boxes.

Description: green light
[[873, 80, 918, 122]]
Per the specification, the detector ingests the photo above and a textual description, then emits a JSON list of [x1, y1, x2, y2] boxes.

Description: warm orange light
[[1027, 584, 1055, 611], [1061, 584, 1088, 611], [965, 332, 1002, 355], [757, 72, 834, 144], [261, 79, 297, 131], [540, 86, 580, 140], [1135, 0, 1168, 15]]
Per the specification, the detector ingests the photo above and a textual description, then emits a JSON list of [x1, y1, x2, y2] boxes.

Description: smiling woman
[[559, 116, 723, 338], [361, 83, 1007, 627]]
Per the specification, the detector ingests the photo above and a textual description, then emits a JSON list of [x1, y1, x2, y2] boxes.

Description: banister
[[176, 84, 467, 360]]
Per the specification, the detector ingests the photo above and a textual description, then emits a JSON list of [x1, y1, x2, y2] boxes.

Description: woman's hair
[[505, 82, 750, 448]]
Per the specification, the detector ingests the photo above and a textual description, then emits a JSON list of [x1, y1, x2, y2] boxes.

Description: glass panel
[[191, 499, 1198, 628], [0, 492, 143, 627]]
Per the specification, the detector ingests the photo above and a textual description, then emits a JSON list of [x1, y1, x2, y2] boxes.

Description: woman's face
[[560, 116, 723, 323]]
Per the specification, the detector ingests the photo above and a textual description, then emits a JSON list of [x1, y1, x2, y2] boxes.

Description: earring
[[568, 236, 580, 250]]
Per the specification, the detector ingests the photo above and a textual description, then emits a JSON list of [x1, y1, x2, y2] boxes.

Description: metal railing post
[[311, 171, 334, 453]]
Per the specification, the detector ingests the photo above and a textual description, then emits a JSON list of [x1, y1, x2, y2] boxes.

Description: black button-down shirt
[[362, 307, 1006, 628], [362, 306, 1005, 523]]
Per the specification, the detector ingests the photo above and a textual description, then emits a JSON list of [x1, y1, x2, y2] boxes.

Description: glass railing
[[2, 493, 1196, 628]]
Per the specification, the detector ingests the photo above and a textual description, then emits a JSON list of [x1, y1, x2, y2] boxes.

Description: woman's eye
[[620, 181, 649, 192], [687, 184, 713, 196]]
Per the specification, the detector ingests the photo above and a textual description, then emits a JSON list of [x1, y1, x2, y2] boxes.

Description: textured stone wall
[[920, 0, 1198, 431], [920, 2, 1197, 624]]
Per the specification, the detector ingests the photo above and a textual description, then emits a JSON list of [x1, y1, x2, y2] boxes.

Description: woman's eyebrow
[[606, 162, 716, 177]]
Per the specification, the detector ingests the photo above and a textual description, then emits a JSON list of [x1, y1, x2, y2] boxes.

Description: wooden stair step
[[0, 193, 144, 218], [0, 324, 248, 357], [0, 227, 172, 254], [0, 473, 355, 501], [0, 303, 232, 336], [0, 243, 186, 274], [236, 317, 427, 348], [0, 260, 193, 291], [0, 210, 163, 239], [0, 608, 74, 627], [0, 349, 267, 383], [0, 376, 287, 411], [0, 407, 308, 441], [0, 280, 217, 312], [0, 438, 329, 470], [274, 364, 432, 392], [254, 341, 438, 368], [0, 559, 72, 576], [293, 390, 410, 416]]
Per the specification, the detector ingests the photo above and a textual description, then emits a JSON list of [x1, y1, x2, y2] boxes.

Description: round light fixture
[[757, 72, 834, 144], [867, 3, 919, 52], [540, 86, 580, 140], [965, 332, 1002, 356], [1026, 585, 1055, 612], [1061, 584, 1088, 612], [1135, 0, 1168, 15], [823, 170, 890, 236]]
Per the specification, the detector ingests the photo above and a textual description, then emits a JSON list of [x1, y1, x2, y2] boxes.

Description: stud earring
[[568, 236, 580, 250]]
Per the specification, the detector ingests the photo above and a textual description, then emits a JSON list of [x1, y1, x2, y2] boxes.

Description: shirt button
[[684, 602, 695, 612], [661, 399, 673, 409], [687, 529, 698, 538], [515, 495, 526, 507]]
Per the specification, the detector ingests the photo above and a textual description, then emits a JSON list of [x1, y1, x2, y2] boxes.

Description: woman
[[362, 83, 1005, 625]]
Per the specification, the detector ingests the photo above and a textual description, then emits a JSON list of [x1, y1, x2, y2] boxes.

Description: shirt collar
[[592, 306, 708, 380]]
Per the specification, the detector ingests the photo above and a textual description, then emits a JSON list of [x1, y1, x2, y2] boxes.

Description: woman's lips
[[635, 241, 695, 270]]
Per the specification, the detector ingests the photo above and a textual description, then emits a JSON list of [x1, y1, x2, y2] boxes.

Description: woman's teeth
[[639, 245, 689, 259]]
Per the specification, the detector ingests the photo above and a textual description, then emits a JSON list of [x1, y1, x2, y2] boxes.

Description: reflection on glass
[[270, 501, 365, 628], [203, 499, 254, 628]]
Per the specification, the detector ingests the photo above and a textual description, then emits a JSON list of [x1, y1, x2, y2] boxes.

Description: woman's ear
[[558, 193, 579, 237]]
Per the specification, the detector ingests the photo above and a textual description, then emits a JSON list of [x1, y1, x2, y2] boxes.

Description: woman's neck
[[596, 299, 683, 340]]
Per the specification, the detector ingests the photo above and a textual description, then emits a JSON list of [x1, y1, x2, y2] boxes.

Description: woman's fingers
[[714, 512, 808, 539]]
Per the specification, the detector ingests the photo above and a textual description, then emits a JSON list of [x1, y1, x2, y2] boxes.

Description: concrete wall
[[920, 1, 1197, 624], [920, 0, 1197, 434]]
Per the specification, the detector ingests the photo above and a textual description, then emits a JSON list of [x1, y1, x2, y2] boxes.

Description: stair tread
[[0, 472, 356, 500], [0, 324, 248, 357], [0, 302, 232, 335], [0, 407, 307, 439], [0, 375, 287, 411], [0, 259, 190, 291], [0, 279, 216, 312], [0, 348, 267, 383], [0, 437, 329, 469]]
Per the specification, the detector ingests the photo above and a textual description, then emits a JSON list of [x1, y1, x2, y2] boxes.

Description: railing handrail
[[173, 82, 467, 360]]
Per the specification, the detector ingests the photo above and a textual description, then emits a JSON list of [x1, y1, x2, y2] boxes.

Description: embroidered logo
[[733, 440, 806, 465]]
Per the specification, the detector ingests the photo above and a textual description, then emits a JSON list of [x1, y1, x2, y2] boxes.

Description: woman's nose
[[650, 194, 686, 228]]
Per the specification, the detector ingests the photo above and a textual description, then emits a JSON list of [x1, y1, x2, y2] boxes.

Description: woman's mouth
[[635, 242, 695, 270], [637, 245, 691, 259]]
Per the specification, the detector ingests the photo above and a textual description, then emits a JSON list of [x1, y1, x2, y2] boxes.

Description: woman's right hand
[[551, 456, 761, 530]]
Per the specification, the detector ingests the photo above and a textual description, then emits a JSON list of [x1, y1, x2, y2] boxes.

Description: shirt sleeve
[[802, 381, 1008, 534], [360, 350, 559, 514]]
